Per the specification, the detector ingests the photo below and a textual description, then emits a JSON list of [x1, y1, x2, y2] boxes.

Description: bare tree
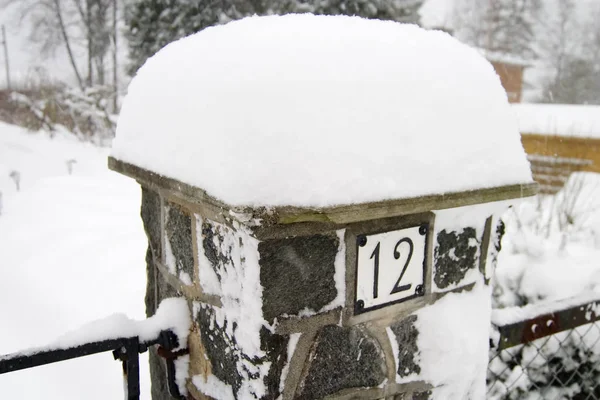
[[3, 0, 85, 89], [70, 0, 112, 86], [451, 0, 541, 59], [535, 0, 600, 104], [3, 0, 115, 90], [111, 0, 117, 111], [53, 0, 85, 90]]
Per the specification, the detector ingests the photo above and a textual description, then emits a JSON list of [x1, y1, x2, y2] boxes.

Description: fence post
[[110, 157, 537, 399]]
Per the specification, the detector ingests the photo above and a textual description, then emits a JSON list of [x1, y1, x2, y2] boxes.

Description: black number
[[391, 238, 413, 294], [369, 238, 415, 299], [370, 242, 380, 298]]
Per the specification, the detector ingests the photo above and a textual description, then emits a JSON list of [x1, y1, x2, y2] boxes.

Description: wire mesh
[[488, 320, 600, 400]]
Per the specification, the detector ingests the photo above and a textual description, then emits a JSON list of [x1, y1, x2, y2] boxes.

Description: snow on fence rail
[[488, 293, 600, 399], [0, 298, 191, 400], [0, 331, 183, 400]]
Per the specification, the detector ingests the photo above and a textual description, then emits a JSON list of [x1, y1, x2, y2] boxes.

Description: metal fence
[[0, 329, 186, 400], [488, 297, 600, 400]]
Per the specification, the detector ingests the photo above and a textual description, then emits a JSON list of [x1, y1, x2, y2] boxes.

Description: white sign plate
[[355, 225, 427, 313]]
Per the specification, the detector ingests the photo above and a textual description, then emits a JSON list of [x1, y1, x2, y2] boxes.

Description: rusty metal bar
[[496, 299, 600, 350]]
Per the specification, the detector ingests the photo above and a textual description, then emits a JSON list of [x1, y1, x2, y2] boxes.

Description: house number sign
[[355, 224, 428, 313]]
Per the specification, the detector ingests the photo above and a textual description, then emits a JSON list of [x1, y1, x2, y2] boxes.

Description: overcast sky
[[0, 3, 74, 88]]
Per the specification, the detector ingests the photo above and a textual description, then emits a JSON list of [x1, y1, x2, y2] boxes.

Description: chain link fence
[[487, 297, 600, 399]]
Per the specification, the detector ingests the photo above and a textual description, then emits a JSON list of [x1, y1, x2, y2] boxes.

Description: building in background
[[482, 51, 528, 104]]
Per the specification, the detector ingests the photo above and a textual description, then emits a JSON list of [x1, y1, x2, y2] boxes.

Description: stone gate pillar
[[109, 14, 536, 400], [110, 159, 536, 399]]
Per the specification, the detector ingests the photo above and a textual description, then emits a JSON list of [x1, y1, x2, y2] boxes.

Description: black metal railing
[[0, 329, 187, 400], [488, 296, 600, 399]]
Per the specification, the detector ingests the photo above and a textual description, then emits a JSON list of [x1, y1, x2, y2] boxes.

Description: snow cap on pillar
[[112, 14, 533, 208]]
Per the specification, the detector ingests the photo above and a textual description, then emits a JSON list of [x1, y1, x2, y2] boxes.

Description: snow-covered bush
[[1, 86, 116, 145], [494, 173, 600, 308], [489, 172, 600, 399]]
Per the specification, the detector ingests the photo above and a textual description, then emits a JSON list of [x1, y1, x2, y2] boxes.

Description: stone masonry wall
[[139, 186, 504, 400]]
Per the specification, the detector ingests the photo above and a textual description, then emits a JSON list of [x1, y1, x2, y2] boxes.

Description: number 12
[[369, 238, 414, 299]]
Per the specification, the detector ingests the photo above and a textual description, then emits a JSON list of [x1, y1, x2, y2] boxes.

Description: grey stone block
[[412, 390, 432, 400], [200, 221, 229, 283], [393, 389, 431, 400], [141, 188, 162, 318], [258, 234, 338, 322], [149, 347, 176, 399], [494, 220, 505, 253], [142, 191, 182, 399], [146, 252, 180, 399], [196, 304, 242, 394], [145, 248, 156, 318], [166, 202, 195, 280], [145, 240, 180, 316], [196, 304, 288, 399], [434, 228, 479, 289], [260, 326, 289, 400], [140, 187, 162, 257], [158, 270, 180, 301], [489, 219, 505, 268], [297, 325, 386, 399], [390, 315, 420, 378]]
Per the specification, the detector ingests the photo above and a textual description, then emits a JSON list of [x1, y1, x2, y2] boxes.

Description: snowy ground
[[0, 122, 150, 399]]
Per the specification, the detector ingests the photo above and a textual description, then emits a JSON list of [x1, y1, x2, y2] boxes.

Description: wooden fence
[[521, 134, 600, 194]]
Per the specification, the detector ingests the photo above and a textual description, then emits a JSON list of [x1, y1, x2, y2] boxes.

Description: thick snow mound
[[113, 14, 532, 208], [513, 103, 600, 138]]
